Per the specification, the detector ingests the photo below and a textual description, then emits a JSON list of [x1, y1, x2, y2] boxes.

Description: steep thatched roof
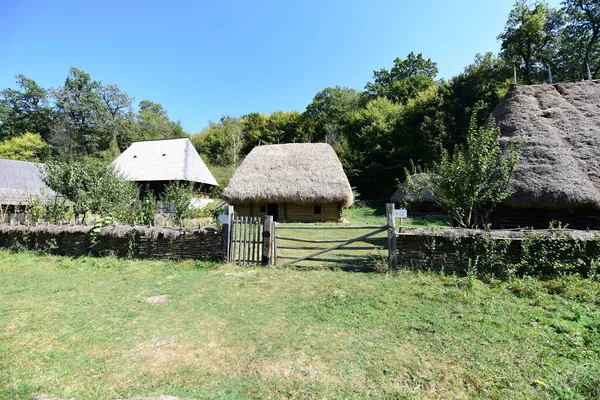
[[111, 138, 218, 186], [222, 143, 353, 207], [391, 173, 436, 204], [0, 159, 56, 205], [493, 81, 600, 210]]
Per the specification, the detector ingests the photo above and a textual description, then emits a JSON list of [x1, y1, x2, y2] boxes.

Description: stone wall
[[0, 224, 224, 261]]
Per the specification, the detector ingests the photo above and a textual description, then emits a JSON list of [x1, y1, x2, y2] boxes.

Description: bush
[[42, 158, 139, 223], [160, 182, 194, 225]]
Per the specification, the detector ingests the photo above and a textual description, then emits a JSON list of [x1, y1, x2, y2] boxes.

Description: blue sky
[[1, 0, 562, 133]]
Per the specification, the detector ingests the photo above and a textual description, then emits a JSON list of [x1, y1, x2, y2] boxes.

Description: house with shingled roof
[[111, 138, 218, 197]]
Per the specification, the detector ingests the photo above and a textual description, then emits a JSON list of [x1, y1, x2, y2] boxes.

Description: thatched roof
[[111, 138, 218, 186], [493, 81, 600, 210], [222, 143, 353, 207], [0, 159, 56, 205], [391, 173, 436, 204]]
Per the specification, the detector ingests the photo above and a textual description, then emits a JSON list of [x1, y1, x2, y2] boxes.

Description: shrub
[[160, 182, 194, 225]]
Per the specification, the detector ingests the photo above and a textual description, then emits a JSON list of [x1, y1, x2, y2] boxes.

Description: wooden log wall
[[231, 202, 342, 222]]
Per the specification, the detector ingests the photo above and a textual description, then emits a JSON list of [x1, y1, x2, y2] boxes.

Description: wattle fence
[[0, 225, 223, 260], [0, 205, 598, 278]]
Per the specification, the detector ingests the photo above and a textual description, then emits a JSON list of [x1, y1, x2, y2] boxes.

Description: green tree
[[303, 86, 360, 144], [441, 53, 512, 149], [240, 112, 269, 154], [498, 0, 563, 84], [0, 75, 55, 140], [265, 110, 305, 144], [365, 52, 438, 104], [136, 100, 186, 141], [559, 0, 600, 80], [42, 158, 138, 223], [50, 68, 111, 155], [0, 132, 49, 161], [160, 182, 193, 225], [408, 116, 520, 228], [191, 122, 230, 166], [340, 98, 404, 198]]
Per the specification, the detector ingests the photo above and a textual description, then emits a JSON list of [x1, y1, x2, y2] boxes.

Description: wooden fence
[[222, 204, 398, 268], [275, 224, 387, 266]]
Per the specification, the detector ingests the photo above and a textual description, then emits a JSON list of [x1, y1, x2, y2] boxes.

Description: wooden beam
[[276, 225, 385, 230], [387, 203, 398, 270], [277, 245, 380, 251], [262, 215, 273, 266], [278, 256, 373, 263], [223, 205, 233, 262], [275, 236, 348, 243], [284, 227, 386, 266]]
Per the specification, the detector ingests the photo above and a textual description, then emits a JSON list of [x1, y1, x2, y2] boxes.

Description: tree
[[498, 0, 563, 84], [222, 116, 243, 167], [0, 75, 55, 140], [408, 116, 520, 228], [265, 110, 304, 144], [50, 68, 111, 155], [559, 0, 600, 80], [160, 182, 193, 225], [303, 86, 360, 144], [191, 122, 229, 166], [0, 132, 49, 161], [42, 158, 138, 223], [441, 53, 512, 149], [136, 100, 186, 141], [365, 52, 438, 104], [339, 97, 404, 198]]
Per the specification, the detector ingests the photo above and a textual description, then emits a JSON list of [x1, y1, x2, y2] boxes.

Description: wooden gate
[[274, 225, 388, 266], [223, 204, 398, 268], [228, 215, 265, 264]]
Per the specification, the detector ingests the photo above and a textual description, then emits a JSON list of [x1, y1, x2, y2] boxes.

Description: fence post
[[386, 203, 398, 270], [222, 205, 233, 262], [262, 215, 273, 266]]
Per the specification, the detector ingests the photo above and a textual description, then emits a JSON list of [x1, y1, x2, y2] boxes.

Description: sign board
[[218, 214, 229, 224], [394, 209, 408, 219]]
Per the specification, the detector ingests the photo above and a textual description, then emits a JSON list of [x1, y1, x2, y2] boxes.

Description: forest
[[0, 0, 598, 201]]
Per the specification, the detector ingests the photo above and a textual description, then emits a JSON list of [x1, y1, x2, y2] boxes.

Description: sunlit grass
[[1, 251, 599, 399]]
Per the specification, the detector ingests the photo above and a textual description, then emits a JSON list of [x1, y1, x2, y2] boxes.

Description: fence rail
[[222, 204, 399, 269]]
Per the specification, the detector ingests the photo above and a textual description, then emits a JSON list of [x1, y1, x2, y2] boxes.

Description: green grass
[[1, 251, 599, 399], [342, 205, 452, 228]]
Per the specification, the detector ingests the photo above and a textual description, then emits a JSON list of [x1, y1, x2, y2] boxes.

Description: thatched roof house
[[391, 173, 441, 215], [0, 158, 56, 206], [111, 138, 218, 196], [223, 143, 353, 222], [492, 80, 600, 229]]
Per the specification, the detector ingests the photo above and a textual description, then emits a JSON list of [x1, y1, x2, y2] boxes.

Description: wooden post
[[223, 205, 233, 262], [387, 203, 398, 270], [262, 215, 273, 266]]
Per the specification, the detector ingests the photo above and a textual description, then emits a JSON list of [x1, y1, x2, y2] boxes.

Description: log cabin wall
[[231, 202, 343, 222], [491, 206, 600, 230]]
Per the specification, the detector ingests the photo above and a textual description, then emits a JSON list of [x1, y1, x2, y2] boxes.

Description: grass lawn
[[1, 251, 599, 399]]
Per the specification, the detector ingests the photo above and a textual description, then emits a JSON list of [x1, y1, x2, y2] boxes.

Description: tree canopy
[[1, 0, 597, 201]]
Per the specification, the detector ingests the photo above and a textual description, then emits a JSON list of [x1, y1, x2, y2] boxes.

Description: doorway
[[267, 203, 279, 221]]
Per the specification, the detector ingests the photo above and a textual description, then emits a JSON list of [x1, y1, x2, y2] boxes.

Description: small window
[[259, 205, 266, 213], [314, 205, 322, 215]]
